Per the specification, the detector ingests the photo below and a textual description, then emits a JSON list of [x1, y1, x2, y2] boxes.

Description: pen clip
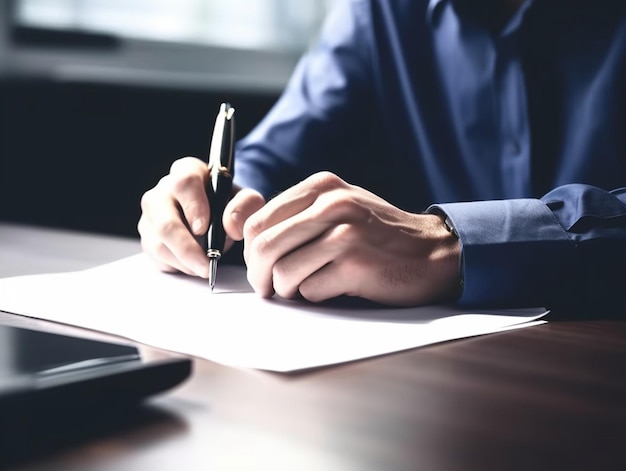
[[208, 103, 235, 184]]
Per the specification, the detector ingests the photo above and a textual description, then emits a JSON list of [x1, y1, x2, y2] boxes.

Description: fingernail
[[191, 218, 204, 234], [230, 211, 240, 223]]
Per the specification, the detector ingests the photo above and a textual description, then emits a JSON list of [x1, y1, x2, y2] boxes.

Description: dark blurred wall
[[0, 77, 278, 237]]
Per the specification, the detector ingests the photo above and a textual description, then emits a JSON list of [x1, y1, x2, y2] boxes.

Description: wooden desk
[[1, 222, 625, 471]]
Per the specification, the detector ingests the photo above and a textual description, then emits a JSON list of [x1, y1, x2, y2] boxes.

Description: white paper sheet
[[0, 254, 547, 372]]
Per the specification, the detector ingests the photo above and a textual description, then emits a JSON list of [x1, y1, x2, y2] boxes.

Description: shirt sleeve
[[430, 184, 626, 312], [233, 0, 371, 200]]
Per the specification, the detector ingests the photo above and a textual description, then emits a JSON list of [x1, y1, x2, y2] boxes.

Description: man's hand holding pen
[[139, 102, 461, 306], [140, 103, 261, 284], [138, 156, 264, 280]]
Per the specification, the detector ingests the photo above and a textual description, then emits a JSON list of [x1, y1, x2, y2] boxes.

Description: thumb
[[223, 187, 265, 241]]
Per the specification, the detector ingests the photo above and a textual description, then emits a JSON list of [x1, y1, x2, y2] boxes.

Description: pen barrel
[[206, 172, 233, 255]]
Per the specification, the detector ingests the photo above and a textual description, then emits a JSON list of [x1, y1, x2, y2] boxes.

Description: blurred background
[[0, 0, 332, 237]]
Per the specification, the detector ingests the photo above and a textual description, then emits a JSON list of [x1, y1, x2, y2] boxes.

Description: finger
[[244, 171, 348, 242], [139, 228, 199, 277], [245, 199, 354, 296], [243, 176, 357, 266], [169, 157, 211, 235], [298, 262, 350, 303], [243, 173, 366, 297], [271, 227, 343, 299], [223, 188, 265, 241], [245, 188, 371, 296], [140, 183, 209, 278], [245, 212, 334, 297]]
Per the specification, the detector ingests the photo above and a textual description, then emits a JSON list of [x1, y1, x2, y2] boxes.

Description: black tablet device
[[0, 324, 192, 420]]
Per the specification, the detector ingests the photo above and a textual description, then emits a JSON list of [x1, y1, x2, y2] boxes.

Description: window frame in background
[[1, 0, 332, 93]]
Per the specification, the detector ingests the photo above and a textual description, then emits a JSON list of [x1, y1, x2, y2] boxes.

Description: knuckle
[[272, 265, 298, 299], [181, 200, 203, 217], [321, 192, 352, 213], [272, 260, 293, 283], [154, 219, 180, 240], [140, 187, 156, 211], [243, 214, 264, 240], [316, 189, 367, 220], [329, 223, 360, 245], [171, 172, 201, 195], [250, 232, 274, 258], [306, 171, 345, 193], [169, 156, 201, 174]]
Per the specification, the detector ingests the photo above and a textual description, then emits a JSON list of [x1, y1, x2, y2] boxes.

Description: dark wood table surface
[[1, 222, 625, 471]]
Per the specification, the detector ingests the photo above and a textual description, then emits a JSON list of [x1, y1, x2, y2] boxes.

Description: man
[[138, 0, 626, 313]]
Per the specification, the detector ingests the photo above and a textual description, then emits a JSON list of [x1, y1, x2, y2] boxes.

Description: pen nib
[[208, 257, 218, 292]]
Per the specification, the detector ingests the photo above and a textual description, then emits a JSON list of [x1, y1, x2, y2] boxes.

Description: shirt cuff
[[428, 199, 575, 307]]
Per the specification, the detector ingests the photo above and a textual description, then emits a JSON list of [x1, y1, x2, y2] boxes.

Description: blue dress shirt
[[233, 0, 626, 311]]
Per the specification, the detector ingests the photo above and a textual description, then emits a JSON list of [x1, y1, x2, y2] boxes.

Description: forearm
[[232, 0, 370, 199]]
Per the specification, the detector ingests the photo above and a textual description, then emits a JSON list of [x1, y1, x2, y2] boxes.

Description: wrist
[[427, 210, 464, 301]]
